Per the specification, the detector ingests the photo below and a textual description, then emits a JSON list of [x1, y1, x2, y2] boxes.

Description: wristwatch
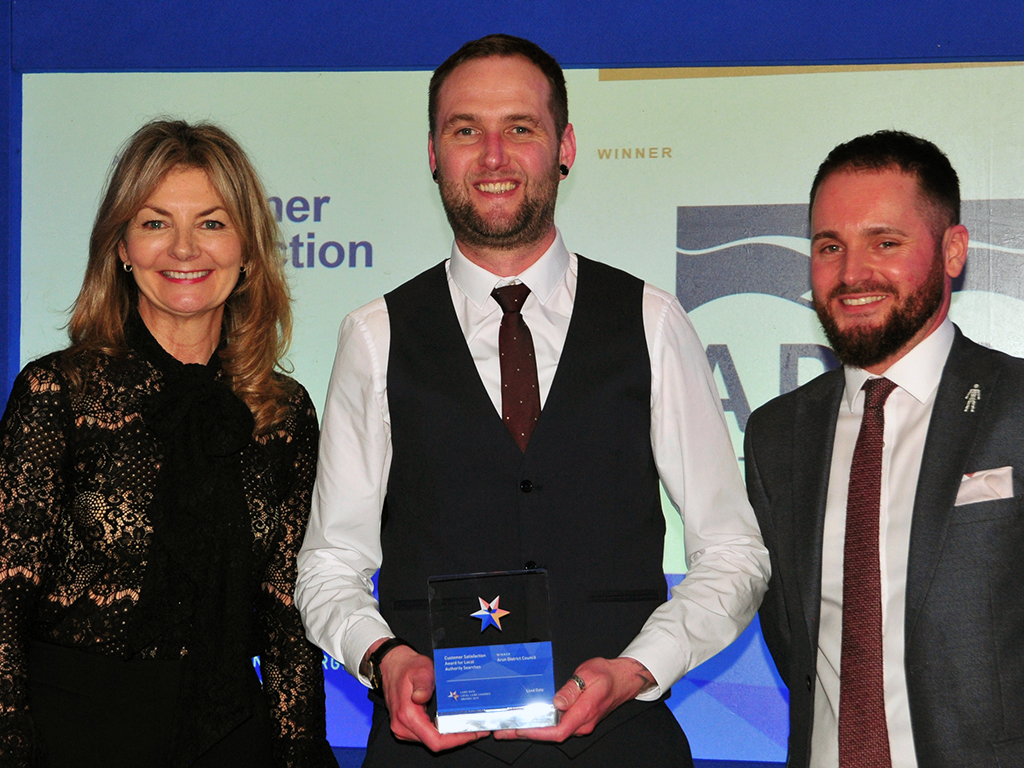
[[367, 637, 414, 695]]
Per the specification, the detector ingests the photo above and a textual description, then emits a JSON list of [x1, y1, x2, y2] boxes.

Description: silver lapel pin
[[964, 383, 981, 413]]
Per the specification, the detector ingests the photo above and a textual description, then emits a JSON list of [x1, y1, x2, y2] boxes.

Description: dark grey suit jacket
[[745, 327, 1024, 767]]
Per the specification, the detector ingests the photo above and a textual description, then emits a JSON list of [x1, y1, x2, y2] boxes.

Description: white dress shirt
[[295, 229, 770, 699], [812, 317, 955, 768]]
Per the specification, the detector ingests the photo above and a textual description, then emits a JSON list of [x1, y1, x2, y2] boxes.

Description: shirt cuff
[[344, 618, 395, 687], [618, 630, 686, 702]]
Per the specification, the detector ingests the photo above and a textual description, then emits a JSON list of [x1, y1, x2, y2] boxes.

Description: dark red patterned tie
[[491, 284, 541, 452], [839, 376, 897, 768]]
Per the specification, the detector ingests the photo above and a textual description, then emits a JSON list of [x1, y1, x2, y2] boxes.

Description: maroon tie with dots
[[839, 376, 897, 768], [491, 284, 541, 452]]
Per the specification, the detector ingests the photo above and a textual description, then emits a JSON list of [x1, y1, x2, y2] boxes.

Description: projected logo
[[678, 204, 812, 314], [677, 200, 1024, 437], [677, 203, 835, 436]]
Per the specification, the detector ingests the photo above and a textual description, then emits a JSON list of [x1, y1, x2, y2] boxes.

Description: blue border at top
[[4, 0, 1024, 395], [12, 0, 1024, 72]]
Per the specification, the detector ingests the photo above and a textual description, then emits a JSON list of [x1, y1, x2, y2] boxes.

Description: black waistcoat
[[382, 255, 666, 686]]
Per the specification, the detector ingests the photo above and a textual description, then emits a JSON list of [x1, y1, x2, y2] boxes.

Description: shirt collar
[[448, 228, 570, 309], [843, 316, 955, 409]]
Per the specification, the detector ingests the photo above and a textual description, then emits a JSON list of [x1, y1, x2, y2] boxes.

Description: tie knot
[[863, 377, 897, 410], [492, 283, 531, 314]]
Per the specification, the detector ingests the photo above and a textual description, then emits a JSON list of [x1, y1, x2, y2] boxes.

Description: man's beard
[[437, 164, 560, 252], [814, 253, 945, 369]]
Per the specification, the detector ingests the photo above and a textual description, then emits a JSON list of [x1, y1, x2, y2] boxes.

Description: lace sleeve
[[254, 385, 337, 767], [0, 361, 68, 767]]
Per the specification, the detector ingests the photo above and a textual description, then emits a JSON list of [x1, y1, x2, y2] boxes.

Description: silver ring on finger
[[571, 674, 586, 693]]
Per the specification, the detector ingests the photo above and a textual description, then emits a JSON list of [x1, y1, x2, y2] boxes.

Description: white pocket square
[[955, 466, 1014, 506]]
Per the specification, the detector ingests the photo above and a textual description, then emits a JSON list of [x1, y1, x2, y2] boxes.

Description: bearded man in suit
[[745, 130, 1024, 768]]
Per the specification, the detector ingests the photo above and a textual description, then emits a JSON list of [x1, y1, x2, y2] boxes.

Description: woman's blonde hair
[[66, 118, 294, 433]]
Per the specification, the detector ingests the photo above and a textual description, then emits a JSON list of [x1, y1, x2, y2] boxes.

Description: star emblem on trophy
[[471, 595, 510, 631]]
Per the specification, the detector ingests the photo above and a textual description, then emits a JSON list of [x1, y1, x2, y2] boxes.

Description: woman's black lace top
[[0, 320, 336, 767]]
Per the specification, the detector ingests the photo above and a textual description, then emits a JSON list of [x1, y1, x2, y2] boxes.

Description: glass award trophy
[[428, 569, 558, 734]]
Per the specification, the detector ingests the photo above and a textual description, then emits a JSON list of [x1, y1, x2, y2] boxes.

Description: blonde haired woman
[[0, 120, 335, 767]]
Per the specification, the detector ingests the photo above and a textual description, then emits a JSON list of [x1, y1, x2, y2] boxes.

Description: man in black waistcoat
[[296, 34, 769, 766]]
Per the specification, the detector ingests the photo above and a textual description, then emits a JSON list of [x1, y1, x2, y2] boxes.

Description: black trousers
[[28, 641, 273, 768], [362, 699, 693, 767]]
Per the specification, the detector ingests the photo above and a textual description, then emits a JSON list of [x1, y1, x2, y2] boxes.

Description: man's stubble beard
[[814, 251, 945, 369], [437, 163, 560, 252]]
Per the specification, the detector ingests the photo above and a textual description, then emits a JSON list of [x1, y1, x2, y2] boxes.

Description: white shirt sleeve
[[295, 298, 394, 683], [620, 286, 771, 699]]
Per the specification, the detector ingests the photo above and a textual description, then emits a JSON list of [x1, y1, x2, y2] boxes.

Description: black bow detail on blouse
[[145, 361, 254, 458], [127, 313, 260, 763]]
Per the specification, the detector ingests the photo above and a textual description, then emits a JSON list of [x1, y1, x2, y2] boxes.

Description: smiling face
[[428, 54, 576, 275], [120, 166, 242, 354], [810, 167, 967, 373]]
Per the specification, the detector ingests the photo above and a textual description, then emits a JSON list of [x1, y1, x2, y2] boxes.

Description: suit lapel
[[904, 329, 1002, 642], [792, 372, 845, 650]]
